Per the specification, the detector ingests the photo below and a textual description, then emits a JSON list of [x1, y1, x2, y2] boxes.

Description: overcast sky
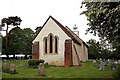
[[0, 0, 99, 42]]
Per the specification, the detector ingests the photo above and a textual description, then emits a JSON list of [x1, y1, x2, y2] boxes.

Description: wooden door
[[64, 39, 73, 66], [32, 41, 39, 59]]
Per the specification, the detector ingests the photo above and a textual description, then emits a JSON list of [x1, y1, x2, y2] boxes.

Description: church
[[32, 16, 88, 66]]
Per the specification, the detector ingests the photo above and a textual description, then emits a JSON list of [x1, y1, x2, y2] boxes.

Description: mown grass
[[2, 59, 116, 78]]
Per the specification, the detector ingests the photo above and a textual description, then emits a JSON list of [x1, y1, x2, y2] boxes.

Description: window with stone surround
[[43, 33, 59, 55]]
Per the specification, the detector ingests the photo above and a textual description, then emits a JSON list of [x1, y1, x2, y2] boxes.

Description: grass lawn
[[2, 59, 116, 78]]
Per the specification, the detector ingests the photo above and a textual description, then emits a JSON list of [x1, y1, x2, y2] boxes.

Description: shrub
[[38, 59, 45, 64], [28, 59, 45, 68], [44, 62, 51, 68]]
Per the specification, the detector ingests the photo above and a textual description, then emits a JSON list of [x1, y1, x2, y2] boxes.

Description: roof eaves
[[32, 16, 51, 42]]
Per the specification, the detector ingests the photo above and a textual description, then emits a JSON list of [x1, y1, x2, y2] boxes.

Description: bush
[[28, 59, 45, 68], [44, 62, 51, 68]]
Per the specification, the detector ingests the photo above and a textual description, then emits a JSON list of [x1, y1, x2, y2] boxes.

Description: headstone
[[93, 59, 96, 64], [108, 59, 110, 62], [114, 61, 118, 64], [20, 61, 24, 67], [99, 58, 102, 61], [107, 59, 110, 64], [2, 63, 7, 69], [104, 60, 108, 66], [99, 60, 105, 70], [118, 60, 120, 64], [10, 64, 16, 74], [38, 63, 45, 76], [111, 62, 116, 70]]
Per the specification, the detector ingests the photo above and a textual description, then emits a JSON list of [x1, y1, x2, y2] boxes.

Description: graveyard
[[2, 59, 119, 78]]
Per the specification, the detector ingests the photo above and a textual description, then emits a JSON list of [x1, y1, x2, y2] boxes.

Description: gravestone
[[99, 60, 105, 70], [111, 62, 116, 70], [93, 59, 96, 64], [2, 63, 7, 69], [107, 59, 110, 65], [114, 61, 118, 64], [38, 63, 45, 76], [93, 59, 97, 67], [20, 61, 24, 67], [104, 60, 108, 66], [118, 60, 120, 64], [10, 64, 16, 74]]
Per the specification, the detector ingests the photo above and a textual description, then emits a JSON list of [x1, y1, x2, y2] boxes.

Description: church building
[[32, 16, 88, 66]]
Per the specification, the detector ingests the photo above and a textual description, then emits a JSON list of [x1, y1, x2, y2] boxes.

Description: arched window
[[49, 33, 53, 53], [55, 36, 58, 53], [45, 38, 47, 53], [43, 33, 59, 55], [43, 37, 47, 54]]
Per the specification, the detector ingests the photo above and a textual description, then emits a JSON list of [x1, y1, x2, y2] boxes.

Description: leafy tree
[[81, 2, 120, 58], [22, 28, 35, 57], [87, 39, 101, 59], [2, 35, 11, 58], [87, 39, 113, 59], [7, 27, 26, 58], [0, 16, 22, 48], [2, 27, 35, 59]]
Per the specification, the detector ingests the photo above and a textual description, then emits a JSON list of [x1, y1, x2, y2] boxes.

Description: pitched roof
[[34, 16, 88, 46]]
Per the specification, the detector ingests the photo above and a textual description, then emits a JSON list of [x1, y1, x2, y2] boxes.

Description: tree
[[22, 28, 35, 57], [2, 27, 35, 59], [87, 39, 113, 59], [81, 2, 120, 58], [87, 39, 101, 59], [7, 27, 26, 58], [81, 2, 120, 43], [2, 35, 11, 58], [0, 16, 22, 48]]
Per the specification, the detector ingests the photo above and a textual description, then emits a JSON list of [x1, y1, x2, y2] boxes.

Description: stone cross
[[38, 63, 45, 76]]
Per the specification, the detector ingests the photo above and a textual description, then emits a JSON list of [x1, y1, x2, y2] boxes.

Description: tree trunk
[[13, 54, 15, 59], [24, 54, 27, 59], [6, 54, 9, 59], [5, 25, 8, 48]]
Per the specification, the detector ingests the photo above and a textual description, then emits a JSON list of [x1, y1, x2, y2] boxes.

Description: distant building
[[32, 16, 88, 66]]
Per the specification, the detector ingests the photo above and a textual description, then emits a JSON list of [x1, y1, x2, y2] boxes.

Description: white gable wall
[[33, 18, 71, 66]]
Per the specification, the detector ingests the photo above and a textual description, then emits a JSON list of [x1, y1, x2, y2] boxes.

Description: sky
[[0, 0, 99, 42]]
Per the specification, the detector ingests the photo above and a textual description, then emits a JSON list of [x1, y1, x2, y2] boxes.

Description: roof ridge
[[33, 16, 87, 46], [50, 16, 82, 45]]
